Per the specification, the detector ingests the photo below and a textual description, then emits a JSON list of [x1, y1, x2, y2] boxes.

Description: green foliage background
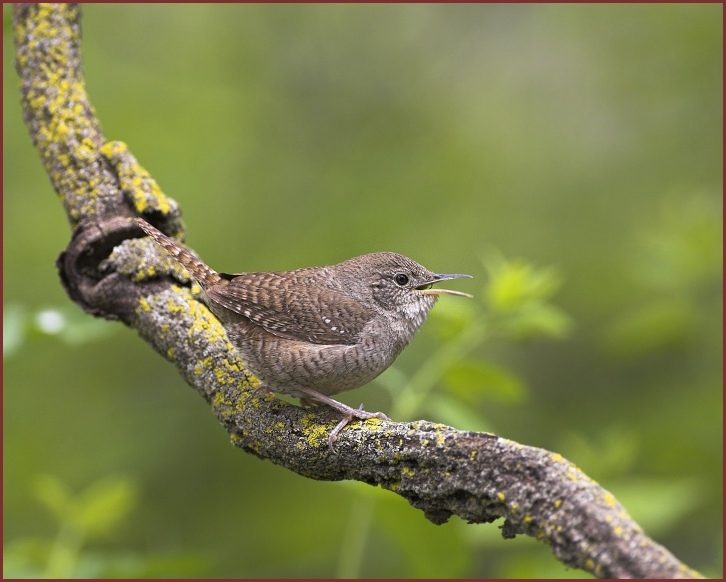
[[3, 4, 722, 578]]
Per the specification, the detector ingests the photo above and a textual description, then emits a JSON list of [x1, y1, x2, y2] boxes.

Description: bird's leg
[[293, 385, 390, 421], [298, 396, 316, 408], [293, 385, 390, 452], [328, 405, 364, 452]]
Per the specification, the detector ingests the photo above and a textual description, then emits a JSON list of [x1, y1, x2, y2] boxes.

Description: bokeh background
[[3, 4, 722, 578]]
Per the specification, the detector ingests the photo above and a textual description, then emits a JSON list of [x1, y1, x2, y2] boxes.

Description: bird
[[134, 217, 472, 450]]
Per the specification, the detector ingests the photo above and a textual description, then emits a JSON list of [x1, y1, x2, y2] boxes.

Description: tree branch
[[12, 4, 703, 578]]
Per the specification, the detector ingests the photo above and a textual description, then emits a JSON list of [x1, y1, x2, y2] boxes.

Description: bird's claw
[[327, 403, 389, 454]]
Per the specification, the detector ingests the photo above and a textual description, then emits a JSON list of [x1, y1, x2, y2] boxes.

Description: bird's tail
[[135, 217, 222, 290]]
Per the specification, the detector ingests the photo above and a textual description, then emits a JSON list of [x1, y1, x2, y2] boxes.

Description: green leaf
[[428, 299, 482, 339], [33, 307, 118, 347], [2, 538, 53, 579], [483, 255, 564, 312], [504, 303, 575, 340], [424, 393, 494, 432], [71, 477, 138, 540], [609, 477, 705, 536], [637, 194, 723, 291], [556, 427, 640, 480], [32, 475, 72, 523], [445, 360, 527, 405]]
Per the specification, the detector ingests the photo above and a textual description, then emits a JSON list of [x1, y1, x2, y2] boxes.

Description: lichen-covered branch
[[12, 4, 703, 579]]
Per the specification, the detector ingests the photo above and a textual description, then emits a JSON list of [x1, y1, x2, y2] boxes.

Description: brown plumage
[[135, 217, 471, 450]]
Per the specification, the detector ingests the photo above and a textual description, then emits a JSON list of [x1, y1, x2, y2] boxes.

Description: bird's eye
[[394, 273, 409, 286]]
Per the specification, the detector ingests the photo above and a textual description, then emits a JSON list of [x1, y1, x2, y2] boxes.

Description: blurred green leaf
[[428, 297, 482, 339], [33, 475, 137, 538], [424, 393, 494, 432], [72, 550, 211, 578], [35, 307, 118, 347], [609, 477, 705, 537], [3, 304, 118, 359], [3, 538, 52, 579], [556, 427, 641, 480], [445, 359, 528, 405], [4, 474, 199, 580], [71, 477, 138, 540], [483, 255, 564, 312], [33, 475, 73, 524], [503, 303, 574, 340], [601, 299, 695, 358], [477, 253, 574, 340], [636, 194, 723, 291]]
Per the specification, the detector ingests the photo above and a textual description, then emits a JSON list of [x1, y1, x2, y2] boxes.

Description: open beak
[[415, 273, 473, 298]]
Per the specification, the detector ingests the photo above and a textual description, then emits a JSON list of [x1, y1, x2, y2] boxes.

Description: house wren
[[134, 217, 472, 450]]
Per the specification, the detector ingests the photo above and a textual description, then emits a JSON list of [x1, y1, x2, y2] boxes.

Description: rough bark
[[12, 4, 703, 579]]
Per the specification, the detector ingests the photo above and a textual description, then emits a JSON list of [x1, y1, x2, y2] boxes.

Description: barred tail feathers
[[135, 217, 222, 289]]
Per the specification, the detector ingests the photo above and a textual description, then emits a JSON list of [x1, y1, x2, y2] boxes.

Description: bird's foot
[[293, 386, 389, 453]]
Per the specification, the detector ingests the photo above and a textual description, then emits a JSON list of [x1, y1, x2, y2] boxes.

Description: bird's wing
[[205, 271, 374, 346]]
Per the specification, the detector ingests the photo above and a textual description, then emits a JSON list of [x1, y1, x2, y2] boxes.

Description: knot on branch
[[57, 216, 166, 321]]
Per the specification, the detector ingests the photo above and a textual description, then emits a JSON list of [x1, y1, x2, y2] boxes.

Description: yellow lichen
[[300, 413, 332, 448], [212, 392, 237, 421], [193, 356, 213, 376], [97, 141, 176, 218]]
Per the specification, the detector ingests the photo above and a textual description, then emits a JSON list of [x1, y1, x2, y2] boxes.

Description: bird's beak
[[415, 273, 473, 298]]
